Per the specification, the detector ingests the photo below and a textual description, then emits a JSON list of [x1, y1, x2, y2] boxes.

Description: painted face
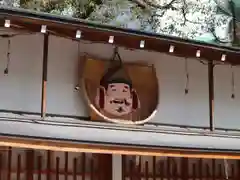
[[106, 83, 131, 99], [104, 83, 133, 116]]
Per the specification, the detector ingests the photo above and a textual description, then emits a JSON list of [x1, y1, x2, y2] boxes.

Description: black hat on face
[[100, 63, 132, 89]]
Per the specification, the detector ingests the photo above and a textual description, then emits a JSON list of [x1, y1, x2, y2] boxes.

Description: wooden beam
[[208, 61, 214, 131], [1, 14, 240, 65], [0, 136, 240, 160], [41, 34, 49, 118]]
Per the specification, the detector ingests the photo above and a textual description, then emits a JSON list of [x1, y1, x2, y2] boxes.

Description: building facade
[[0, 6, 240, 180]]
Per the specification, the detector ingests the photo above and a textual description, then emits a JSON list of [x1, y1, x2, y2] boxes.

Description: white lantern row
[[4, 19, 227, 61]]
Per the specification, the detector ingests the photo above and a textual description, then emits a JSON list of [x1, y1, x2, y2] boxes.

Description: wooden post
[[46, 150, 52, 180], [181, 158, 188, 180], [208, 61, 214, 131], [17, 154, 21, 180], [153, 156, 156, 180], [145, 161, 149, 180], [73, 158, 77, 180], [56, 157, 60, 180], [25, 150, 34, 180], [7, 147, 11, 180], [122, 155, 126, 180], [64, 152, 68, 180], [41, 34, 49, 118], [37, 156, 42, 180], [198, 159, 203, 180], [98, 154, 112, 180]]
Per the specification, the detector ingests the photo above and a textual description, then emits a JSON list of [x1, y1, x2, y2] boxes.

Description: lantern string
[[4, 38, 11, 75], [185, 58, 189, 94], [231, 65, 235, 99], [75, 40, 81, 91]]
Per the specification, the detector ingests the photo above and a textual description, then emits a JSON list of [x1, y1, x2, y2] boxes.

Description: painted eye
[[112, 89, 116, 91], [123, 89, 127, 92]]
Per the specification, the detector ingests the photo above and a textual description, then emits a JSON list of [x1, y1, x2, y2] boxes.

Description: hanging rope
[[185, 58, 189, 94], [4, 38, 11, 75], [224, 158, 229, 180], [110, 46, 123, 66], [75, 40, 81, 90], [231, 65, 235, 99]]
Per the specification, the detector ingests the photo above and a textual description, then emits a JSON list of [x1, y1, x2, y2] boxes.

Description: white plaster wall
[[0, 34, 210, 127], [0, 34, 43, 113], [46, 36, 88, 116], [214, 65, 240, 129]]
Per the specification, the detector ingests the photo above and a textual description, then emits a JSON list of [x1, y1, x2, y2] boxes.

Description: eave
[[0, 7, 240, 64], [1, 118, 240, 159]]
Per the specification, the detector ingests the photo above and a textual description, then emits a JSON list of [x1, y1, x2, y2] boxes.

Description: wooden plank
[[81, 153, 86, 180], [238, 160, 240, 180], [218, 163, 222, 179], [153, 156, 156, 180], [73, 158, 77, 180], [205, 164, 210, 180], [98, 154, 112, 180], [192, 163, 196, 180], [129, 160, 134, 180], [145, 161, 149, 180], [231, 164, 235, 180], [47, 150, 51, 180], [37, 155, 42, 180], [198, 159, 203, 180], [137, 157, 141, 180], [64, 152, 68, 180], [212, 159, 216, 180], [0, 154, 2, 180], [56, 157, 60, 180], [17, 154, 21, 180], [90, 158, 94, 180], [181, 158, 188, 180], [25, 150, 34, 180], [122, 155, 126, 180], [7, 147, 11, 180], [159, 161, 164, 180], [167, 157, 171, 179]]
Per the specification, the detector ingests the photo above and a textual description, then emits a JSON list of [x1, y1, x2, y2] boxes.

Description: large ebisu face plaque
[[81, 54, 159, 125]]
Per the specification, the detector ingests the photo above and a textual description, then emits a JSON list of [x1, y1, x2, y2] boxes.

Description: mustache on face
[[110, 99, 131, 106]]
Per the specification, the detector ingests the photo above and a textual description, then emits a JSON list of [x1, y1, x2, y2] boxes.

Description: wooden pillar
[[181, 158, 188, 180], [208, 61, 214, 131], [41, 34, 49, 118], [98, 153, 112, 180], [25, 150, 34, 180]]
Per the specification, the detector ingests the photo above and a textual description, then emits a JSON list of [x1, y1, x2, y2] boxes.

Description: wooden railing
[[0, 147, 101, 180], [122, 155, 240, 180]]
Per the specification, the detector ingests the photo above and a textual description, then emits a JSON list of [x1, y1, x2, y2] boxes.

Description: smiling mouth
[[116, 107, 124, 113], [111, 99, 131, 106]]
